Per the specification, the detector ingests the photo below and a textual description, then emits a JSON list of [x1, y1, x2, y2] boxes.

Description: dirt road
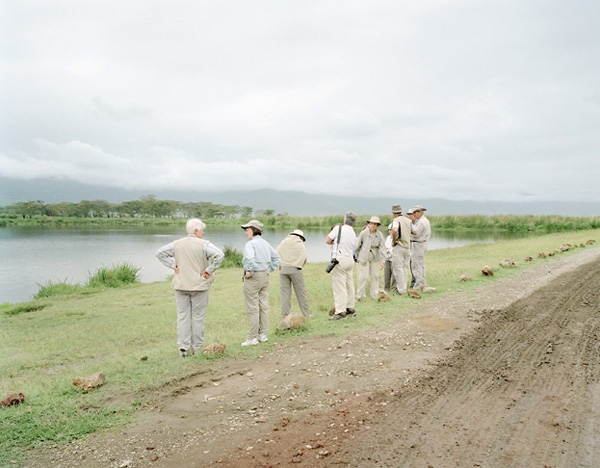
[[25, 247, 600, 468]]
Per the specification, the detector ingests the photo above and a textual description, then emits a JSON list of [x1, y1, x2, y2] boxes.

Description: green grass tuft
[[87, 263, 140, 289], [1, 302, 49, 316], [221, 245, 244, 268]]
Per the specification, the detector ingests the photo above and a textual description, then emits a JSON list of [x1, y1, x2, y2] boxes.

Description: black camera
[[325, 258, 339, 273]]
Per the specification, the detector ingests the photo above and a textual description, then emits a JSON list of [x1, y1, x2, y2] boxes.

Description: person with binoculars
[[325, 212, 358, 321]]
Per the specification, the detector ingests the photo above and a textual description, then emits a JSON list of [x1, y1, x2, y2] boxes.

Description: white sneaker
[[258, 333, 268, 343], [241, 338, 259, 347]]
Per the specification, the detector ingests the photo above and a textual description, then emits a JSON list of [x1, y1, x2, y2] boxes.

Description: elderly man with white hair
[[156, 218, 224, 357]]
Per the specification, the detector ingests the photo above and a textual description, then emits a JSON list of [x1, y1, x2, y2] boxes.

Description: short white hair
[[186, 218, 206, 234]]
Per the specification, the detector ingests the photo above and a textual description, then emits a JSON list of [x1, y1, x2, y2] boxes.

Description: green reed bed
[[430, 214, 600, 232], [3, 213, 600, 233]]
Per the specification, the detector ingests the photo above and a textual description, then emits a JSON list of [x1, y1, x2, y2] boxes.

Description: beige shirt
[[413, 215, 431, 242], [355, 228, 385, 264], [276, 234, 307, 268]]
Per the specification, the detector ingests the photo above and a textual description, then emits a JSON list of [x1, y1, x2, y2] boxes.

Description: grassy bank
[[0, 229, 598, 467]]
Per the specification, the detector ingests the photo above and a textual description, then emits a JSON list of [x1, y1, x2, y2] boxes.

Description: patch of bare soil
[[24, 247, 600, 468]]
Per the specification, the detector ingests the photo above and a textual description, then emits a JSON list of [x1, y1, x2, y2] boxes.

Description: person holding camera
[[325, 212, 357, 321], [355, 216, 385, 300]]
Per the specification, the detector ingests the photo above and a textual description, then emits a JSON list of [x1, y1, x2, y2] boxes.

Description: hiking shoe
[[241, 338, 259, 347], [329, 313, 347, 321], [179, 348, 188, 358], [345, 308, 357, 317], [258, 333, 269, 343]]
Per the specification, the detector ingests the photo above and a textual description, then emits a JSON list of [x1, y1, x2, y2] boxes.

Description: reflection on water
[[0, 225, 535, 304]]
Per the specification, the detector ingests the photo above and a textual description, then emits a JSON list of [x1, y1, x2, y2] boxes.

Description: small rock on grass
[[72, 372, 105, 392], [0, 392, 25, 408], [277, 314, 306, 330], [202, 343, 227, 355]]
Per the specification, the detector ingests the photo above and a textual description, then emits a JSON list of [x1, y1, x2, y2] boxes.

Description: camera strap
[[332, 224, 342, 259]]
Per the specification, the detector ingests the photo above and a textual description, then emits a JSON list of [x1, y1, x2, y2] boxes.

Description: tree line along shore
[[1, 196, 599, 231]]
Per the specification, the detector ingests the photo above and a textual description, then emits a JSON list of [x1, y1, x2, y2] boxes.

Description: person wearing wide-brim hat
[[240, 220, 280, 347], [409, 205, 432, 290], [390, 204, 414, 295], [354, 216, 386, 300], [276, 229, 311, 319]]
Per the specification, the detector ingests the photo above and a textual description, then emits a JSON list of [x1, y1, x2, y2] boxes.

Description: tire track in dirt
[[23, 248, 600, 468], [330, 258, 600, 467], [218, 255, 600, 468]]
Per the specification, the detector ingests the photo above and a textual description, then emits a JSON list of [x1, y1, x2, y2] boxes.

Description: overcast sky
[[1, 0, 599, 202]]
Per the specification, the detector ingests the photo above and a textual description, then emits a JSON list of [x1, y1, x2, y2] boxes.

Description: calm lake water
[[0, 226, 533, 304]]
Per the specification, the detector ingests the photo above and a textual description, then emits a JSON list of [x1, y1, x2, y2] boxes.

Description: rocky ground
[[24, 246, 600, 468]]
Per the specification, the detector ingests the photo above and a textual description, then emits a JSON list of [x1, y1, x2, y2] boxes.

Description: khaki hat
[[392, 204, 403, 213], [241, 219, 264, 232], [290, 229, 305, 241], [406, 208, 415, 215], [413, 205, 427, 212], [367, 216, 381, 225]]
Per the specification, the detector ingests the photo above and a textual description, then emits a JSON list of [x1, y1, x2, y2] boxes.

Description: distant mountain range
[[0, 177, 598, 216]]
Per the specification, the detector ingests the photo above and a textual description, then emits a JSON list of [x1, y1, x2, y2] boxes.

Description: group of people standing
[[156, 218, 310, 356], [156, 203, 430, 356], [327, 204, 431, 320]]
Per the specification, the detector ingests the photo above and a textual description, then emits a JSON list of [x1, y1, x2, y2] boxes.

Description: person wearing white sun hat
[[276, 229, 311, 318], [355, 216, 385, 300]]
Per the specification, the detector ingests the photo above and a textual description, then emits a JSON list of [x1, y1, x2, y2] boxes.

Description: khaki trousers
[[411, 241, 428, 289], [243, 271, 270, 340], [384, 259, 397, 291], [331, 255, 355, 314], [175, 289, 210, 352], [279, 266, 310, 317], [356, 252, 380, 299], [392, 245, 411, 294]]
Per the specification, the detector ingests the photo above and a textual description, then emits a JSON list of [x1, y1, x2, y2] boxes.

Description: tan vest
[[172, 236, 214, 291], [394, 216, 412, 250], [276, 235, 307, 268]]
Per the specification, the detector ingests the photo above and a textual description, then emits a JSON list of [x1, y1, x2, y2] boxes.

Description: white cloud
[[1, 0, 599, 202]]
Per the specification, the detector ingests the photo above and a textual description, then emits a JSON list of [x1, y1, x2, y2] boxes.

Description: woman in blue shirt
[[240, 220, 280, 347]]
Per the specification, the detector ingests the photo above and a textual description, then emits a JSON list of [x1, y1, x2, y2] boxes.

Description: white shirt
[[327, 224, 356, 258], [384, 235, 394, 260]]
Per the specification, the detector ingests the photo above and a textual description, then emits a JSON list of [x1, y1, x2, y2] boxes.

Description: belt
[[411, 240, 426, 243]]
